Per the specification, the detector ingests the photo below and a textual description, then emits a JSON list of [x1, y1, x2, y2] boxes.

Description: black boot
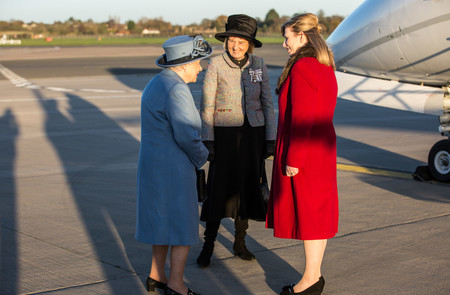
[[233, 218, 255, 261], [196, 221, 220, 267]]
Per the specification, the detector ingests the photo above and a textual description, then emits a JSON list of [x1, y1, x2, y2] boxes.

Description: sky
[[0, 0, 366, 25]]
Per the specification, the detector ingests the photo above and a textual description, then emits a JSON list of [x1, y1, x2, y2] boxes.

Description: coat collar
[[222, 52, 253, 69], [161, 68, 186, 84]]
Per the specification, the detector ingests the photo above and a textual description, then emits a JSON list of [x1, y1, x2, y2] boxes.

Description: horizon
[[0, 0, 365, 26]]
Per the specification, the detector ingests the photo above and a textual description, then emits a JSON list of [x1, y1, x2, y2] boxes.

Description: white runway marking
[[0, 63, 140, 94], [0, 94, 139, 103]]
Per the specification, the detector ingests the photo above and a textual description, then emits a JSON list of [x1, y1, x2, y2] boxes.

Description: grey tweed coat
[[201, 53, 276, 141]]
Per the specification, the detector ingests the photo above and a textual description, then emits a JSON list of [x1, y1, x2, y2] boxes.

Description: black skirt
[[200, 117, 266, 222]]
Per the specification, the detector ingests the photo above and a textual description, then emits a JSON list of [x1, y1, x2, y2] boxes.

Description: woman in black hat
[[136, 35, 212, 295], [198, 14, 277, 267]]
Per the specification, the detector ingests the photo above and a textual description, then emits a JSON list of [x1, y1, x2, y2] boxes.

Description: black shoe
[[196, 247, 213, 267], [164, 286, 201, 295], [233, 242, 256, 261], [280, 276, 325, 295], [282, 284, 295, 292], [146, 277, 167, 292]]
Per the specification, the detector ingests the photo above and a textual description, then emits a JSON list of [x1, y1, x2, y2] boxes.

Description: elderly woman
[[135, 35, 212, 295], [198, 14, 276, 267], [266, 13, 339, 295]]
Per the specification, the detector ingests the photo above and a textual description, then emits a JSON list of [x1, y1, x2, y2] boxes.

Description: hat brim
[[215, 31, 262, 48], [156, 51, 213, 68]]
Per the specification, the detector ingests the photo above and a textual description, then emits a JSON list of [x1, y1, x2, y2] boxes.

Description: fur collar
[[276, 45, 316, 94]]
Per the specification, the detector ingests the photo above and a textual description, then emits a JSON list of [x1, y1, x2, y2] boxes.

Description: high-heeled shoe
[[146, 277, 167, 292], [279, 276, 325, 295], [164, 286, 201, 295]]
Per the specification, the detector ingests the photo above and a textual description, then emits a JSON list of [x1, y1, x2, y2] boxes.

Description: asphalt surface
[[0, 45, 449, 295]]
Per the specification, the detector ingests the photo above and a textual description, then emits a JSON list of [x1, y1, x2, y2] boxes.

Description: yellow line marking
[[337, 163, 412, 179], [266, 157, 412, 179]]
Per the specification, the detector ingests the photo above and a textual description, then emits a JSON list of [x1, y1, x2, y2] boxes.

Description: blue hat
[[156, 35, 213, 68]]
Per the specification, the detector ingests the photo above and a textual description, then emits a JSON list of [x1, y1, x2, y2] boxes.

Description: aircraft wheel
[[428, 139, 450, 182]]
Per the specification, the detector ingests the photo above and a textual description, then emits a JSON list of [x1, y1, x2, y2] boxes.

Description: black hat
[[215, 14, 262, 48]]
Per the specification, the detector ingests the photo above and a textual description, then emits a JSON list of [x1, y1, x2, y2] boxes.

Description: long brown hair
[[276, 13, 335, 94]]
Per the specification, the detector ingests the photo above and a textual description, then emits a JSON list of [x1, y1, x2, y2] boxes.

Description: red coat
[[266, 57, 339, 240]]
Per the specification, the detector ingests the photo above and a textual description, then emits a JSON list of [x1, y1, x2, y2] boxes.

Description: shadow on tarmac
[[2, 54, 447, 293], [0, 109, 19, 294], [26, 88, 261, 294], [108, 68, 161, 91], [218, 220, 301, 293], [30, 90, 148, 293], [102, 61, 448, 292]]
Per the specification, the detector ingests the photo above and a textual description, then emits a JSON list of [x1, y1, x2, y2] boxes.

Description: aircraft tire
[[428, 139, 450, 182]]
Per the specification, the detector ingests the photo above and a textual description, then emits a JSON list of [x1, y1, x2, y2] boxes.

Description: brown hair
[[276, 13, 335, 93]]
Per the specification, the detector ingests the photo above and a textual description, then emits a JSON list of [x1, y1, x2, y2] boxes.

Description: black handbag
[[196, 169, 207, 202], [260, 162, 270, 208]]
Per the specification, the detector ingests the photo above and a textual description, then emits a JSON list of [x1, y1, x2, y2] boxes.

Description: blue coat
[[135, 68, 209, 245]]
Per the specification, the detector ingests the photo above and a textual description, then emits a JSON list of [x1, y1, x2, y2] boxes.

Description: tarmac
[[0, 45, 449, 295]]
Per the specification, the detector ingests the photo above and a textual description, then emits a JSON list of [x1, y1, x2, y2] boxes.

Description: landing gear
[[428, 139, 450, 182], [427, 85, 450, 182]]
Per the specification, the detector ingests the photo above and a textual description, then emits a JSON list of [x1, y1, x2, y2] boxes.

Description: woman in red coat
[[266, 13, 339, 295]]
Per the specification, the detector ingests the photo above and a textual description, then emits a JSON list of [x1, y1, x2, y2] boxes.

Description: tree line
[[0, 9, 344, 38]]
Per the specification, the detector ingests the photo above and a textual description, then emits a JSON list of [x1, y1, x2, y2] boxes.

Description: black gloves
[[264, 140, 276, 159], [203, 141, 215, 162]]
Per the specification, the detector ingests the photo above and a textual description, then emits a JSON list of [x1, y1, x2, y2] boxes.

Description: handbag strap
[[261, 160, 267, 184]]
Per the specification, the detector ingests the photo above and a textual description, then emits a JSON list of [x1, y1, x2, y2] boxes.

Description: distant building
[[142, 28, 161, 35], [0, 31, 33, 44], [182, 27, 217, 38], [22, 23, 37, 29], [0, 34, 21, 45]]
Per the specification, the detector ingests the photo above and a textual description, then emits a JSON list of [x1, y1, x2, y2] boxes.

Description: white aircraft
[[327, 0, 450, 181]]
